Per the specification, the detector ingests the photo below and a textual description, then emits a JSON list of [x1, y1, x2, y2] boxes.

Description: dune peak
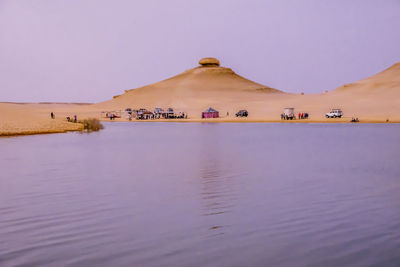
[[199, 57, 220, 67]]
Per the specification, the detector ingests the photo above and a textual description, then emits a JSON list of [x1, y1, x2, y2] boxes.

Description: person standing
[[51, 112, 54, 119]]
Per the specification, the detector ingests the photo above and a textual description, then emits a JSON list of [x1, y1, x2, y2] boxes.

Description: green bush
[[80, 118, 104, 132]]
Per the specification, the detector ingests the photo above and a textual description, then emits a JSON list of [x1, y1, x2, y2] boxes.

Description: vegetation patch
[[79, 118, 104, 132]]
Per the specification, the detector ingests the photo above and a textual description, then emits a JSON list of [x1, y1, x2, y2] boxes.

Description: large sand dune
[[96, 58, 282, 112]]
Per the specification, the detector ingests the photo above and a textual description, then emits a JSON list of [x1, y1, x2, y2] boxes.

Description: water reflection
[[197, 124, 240, 235]]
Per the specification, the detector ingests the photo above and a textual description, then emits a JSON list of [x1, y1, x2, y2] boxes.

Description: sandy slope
[[326, 62, 400, 119], [335, 62, 400, 94], [96, 62, 281, 111], [1, 58, 400, 136]]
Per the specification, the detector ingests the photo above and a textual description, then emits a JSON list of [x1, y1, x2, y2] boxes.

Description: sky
[[1, 0, 400, 103]]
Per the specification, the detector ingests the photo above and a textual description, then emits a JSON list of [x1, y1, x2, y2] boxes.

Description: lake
[[1, 123, 400, 267]]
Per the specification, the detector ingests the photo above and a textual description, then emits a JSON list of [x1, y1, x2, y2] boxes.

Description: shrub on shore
[[80, 118, 104, 132]]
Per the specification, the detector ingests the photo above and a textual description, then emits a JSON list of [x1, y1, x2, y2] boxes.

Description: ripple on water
[[1, 123, 400, 266]]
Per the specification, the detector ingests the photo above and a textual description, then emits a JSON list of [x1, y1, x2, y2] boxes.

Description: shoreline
[[0, 128, 83, 137], [2, 118, 398, 138], [1, 100, 399, 137], [100, 118, 400, 124]]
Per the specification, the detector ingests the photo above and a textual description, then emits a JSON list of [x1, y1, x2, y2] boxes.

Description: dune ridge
[[334, 62, 400, 93]]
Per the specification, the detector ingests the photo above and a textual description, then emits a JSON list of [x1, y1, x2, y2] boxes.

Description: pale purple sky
[[1, 0, 400, 103]]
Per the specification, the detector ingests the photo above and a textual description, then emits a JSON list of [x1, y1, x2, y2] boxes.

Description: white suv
[[326, 109, 343, 118]]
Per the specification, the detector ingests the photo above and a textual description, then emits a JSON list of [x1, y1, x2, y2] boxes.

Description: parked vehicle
[[326, 109, 343, 118], [236, 110, 248, 117], [166, 108, 175, 118], [154, 107, 164, 114], [101, 110, 122, 118], [283, 107, 295, 120]]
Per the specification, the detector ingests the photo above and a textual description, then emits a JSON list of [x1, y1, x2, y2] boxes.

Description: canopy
[[204, 107, 218, 113]]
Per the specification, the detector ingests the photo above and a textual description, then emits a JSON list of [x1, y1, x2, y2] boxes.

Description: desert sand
[[1, 58, 400, 136], [0, 103, 85, 136]]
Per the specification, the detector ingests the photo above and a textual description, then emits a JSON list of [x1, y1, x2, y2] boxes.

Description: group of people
[[66, 115, 78, 123], [109, 114, 117, 120], [281, 113, 294, 120], [51, 112, 78, 123], [298, 112, 309, 119], [136, 112, 187, 120], [280, 112, 309, 120]]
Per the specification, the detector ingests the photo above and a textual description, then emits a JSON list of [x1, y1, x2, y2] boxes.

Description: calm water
[[1, 123, 400, 267]]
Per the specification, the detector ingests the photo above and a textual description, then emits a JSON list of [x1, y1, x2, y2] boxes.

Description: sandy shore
[[0, 103, 84, 137], [100, 117, 399, 124], [104, 119, 400, 123], [1, 101, 398, 137]]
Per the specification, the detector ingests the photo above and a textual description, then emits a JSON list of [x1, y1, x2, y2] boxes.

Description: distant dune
[[334, 62, 400, 94], [325, 61, 400, 119], [1, 58, 400, 136]]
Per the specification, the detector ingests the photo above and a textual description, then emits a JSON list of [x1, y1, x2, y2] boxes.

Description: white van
[[326, 109, 343, 118]]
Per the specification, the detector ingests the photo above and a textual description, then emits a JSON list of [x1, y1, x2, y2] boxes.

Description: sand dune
[[334, 62, 400, 94], [95, 58, 400, 121], [96, 58, 281, 111], [1, 58, 400, 136], [325, 62, 400, 119]]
